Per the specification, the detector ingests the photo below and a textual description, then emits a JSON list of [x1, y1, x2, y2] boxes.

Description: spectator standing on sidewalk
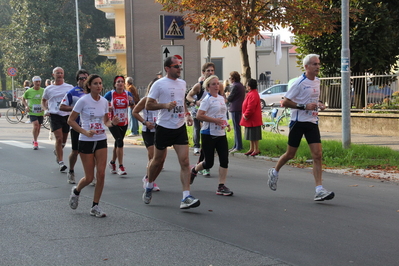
[[126, 77, 140, 137], [60, 69, 89, 185], [22, 76, 45, 150], [240, 79, 263, 156], [267, 54, 335, 201], [104, 76, 134, 176], [42, 67, 74, 172], [143, 56, 200, 209], [227, 71, 245, 152], [189, 75, 233, 196], [68, 74, 119, 217]]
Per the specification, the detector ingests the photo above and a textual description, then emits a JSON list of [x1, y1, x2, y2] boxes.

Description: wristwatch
[[141, 121, 146, 125], [296, 104, 305, 110]]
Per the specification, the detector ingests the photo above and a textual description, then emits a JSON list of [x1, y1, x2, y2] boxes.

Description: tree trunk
[[0, 60, 5, 91], [239, 39, 251, 86]]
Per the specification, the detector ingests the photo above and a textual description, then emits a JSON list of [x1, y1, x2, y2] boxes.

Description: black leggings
[[109, 125, 128, 148], [200, 134, 229, 169]]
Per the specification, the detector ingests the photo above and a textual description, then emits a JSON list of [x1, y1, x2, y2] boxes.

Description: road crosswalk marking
[[0, 140, 115, 149], [0, 140, 36, 149]]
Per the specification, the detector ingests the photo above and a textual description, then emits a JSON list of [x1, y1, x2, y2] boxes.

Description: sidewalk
[[122, 128, 399, 181], [123, 127, 399, 152]]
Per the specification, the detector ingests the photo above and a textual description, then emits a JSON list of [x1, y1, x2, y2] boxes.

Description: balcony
[[97, 35, 126, 56], [105, 12, 115, 20], [256, 35, 273, 55], [95, 0, 124, 13]]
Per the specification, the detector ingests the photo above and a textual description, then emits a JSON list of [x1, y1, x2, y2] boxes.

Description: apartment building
[[95, 0, 301, 88], [95, 0, 201, 87]]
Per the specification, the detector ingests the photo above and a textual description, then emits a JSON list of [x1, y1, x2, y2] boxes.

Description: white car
[[259, 84, 288, 109]]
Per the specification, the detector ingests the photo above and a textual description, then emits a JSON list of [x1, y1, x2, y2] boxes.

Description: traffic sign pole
[[161, 45, 184, 79], [7, 67, 18, 101]]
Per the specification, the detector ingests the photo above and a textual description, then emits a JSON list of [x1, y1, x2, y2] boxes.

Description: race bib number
[[89, 117, 105, 134], [114, 108, 127, 122], [32, 104, 42, 113]]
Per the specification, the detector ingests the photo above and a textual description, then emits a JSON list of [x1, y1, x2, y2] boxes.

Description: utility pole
[[341, 0, 351, 148], [75, 0, 82, 70]]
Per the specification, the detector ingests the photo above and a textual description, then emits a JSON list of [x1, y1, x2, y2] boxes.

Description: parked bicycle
[[5, 101, 26, 124], [42, 115, 50, 130], [262, 107, 290, 134]]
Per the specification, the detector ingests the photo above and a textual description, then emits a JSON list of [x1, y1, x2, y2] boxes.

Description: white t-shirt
[[72, 94, 109, 142], [141, 97, 158, 133], [147, 76, 187, 129], [42, 83, 74, 116], [199, 93, 228, 136], [284, 73, 320, 124]]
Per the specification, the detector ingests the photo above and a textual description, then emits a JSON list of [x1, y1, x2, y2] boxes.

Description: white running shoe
[[69, 186, 79, 210], [314, 188, 335, 201], [67, 172, 76, 184], [267, 168, 278, 191], [90, 205, 106, 217]]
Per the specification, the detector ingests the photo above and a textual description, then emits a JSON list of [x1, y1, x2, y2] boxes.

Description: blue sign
[[161, 15, 185, 40], [341, 57, 350, 72]]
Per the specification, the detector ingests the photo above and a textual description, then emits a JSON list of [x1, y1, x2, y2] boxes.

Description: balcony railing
[[105, 12, 115, 20], [256, 35, 273, 55], [95, 0, 124, 11], [96, 35, 126, 55]]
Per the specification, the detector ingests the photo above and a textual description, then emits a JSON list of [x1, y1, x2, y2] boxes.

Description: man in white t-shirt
[[42, 67, 74, 172], [267, 54, 335, 202], [144, 56, 200, 210]]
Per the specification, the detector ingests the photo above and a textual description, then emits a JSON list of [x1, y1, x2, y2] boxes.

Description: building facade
[[95, 0, 201, 88], [95, 1, 302, 89]]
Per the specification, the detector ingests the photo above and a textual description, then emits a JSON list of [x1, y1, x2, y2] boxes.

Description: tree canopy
[[156, 0, 341, 83], [295, 0, 399, 75], [0, 0, 114, 85]]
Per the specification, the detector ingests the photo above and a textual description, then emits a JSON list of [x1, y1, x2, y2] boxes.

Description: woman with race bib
[[189, 75, 233, 196], [104, 75, 134, 176], [68, 74, 119, 217]]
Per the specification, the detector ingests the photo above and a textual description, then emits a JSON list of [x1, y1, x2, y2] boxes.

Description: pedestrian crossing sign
[[160, 15, 185, 40]]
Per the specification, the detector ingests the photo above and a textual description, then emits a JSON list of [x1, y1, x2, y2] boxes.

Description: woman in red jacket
[[240, 79, 263, 156]]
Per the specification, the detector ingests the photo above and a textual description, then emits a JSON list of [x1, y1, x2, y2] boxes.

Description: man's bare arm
[[146, 97, 175, 111], [186, 83, 201, 103]]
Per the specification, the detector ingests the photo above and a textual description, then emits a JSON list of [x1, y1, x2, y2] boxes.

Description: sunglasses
[[78, 77, 87, 80], [169, 64, 182, 69]]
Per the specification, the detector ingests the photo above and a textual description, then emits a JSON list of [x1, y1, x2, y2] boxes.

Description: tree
[[95, 60, 124, 92], [295, 0, 399, 75], [0, 0, 114, 85], [0, 0, 12, 91], [295, 0, 399, 108], [156, 0, 341, 84]]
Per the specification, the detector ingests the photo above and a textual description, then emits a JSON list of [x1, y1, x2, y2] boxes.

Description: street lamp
[[75, 0, 82, 69]]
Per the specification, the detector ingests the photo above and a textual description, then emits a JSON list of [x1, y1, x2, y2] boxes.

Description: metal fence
[[319, 73, 399, 111]]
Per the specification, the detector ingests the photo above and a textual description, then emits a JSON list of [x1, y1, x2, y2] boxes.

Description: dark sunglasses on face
[[78, 77, 87, 80], [169, 64, 182, 69]]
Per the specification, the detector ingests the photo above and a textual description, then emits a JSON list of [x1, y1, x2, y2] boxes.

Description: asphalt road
[[1, 117, 399, 266]]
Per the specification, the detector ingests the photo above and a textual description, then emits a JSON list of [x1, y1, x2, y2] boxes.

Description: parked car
[[0, 91, 12, 108], [367, 85, 393, 104], [259, 84, 288, 109]]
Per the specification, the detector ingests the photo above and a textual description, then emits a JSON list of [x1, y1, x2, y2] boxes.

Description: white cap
[[32, 76, 41, 82]]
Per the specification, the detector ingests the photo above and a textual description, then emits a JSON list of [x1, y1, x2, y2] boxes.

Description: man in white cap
[[42, 67, 74, 172], [22, 76, 45, 150]]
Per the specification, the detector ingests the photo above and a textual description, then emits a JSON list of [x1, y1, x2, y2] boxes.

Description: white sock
[[58, 161, 64, 165], [146, 182, 154, 189], [183, 190, 190, 199], [316, 185, 323, 193], [273, 169, 278, 176]]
